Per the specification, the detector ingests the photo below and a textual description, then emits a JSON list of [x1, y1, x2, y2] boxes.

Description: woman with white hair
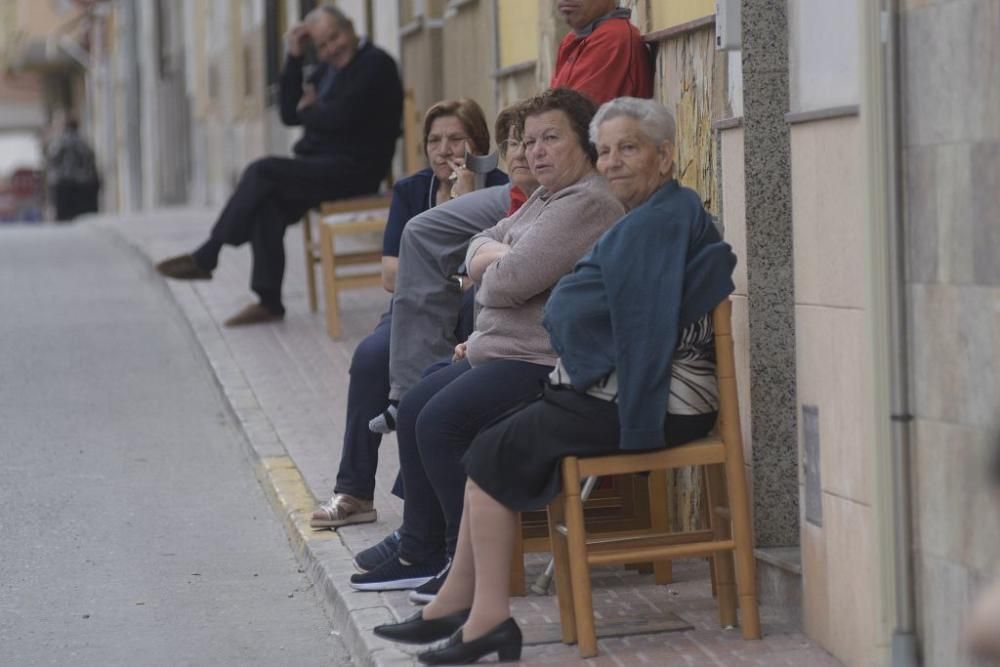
[[372, 96, 737, 665]]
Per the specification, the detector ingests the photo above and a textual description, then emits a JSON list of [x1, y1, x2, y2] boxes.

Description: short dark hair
[[521, 88, 598, 163], [494, 101, 528, 159], [422, 98, 491, 156]]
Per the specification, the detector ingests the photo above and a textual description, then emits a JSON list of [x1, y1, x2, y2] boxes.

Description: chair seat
[[576, 437, 726, 478], [319, 208, 390, 229], [318, 193, 391, 215]]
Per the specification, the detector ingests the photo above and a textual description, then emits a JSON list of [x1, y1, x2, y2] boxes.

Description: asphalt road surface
[[0, 224, 351, 666]]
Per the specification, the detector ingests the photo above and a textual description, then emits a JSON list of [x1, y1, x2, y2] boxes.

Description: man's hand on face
[[285, 23, 310, 57]]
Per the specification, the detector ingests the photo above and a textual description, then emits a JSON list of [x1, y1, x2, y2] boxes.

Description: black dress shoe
[[417, 618, 522, 665], [223, 303, 285, 327], [155, 254, 212, 280], [373, 609, 470, 645]]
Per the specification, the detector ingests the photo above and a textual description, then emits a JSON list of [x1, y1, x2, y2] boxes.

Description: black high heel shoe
[[417, 618, 522, 665], [373, 609, 470, 644]]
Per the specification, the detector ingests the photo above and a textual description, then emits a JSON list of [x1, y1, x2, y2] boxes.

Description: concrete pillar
[[115, 0, 143, 212], [137, 0, 160, 208], [741, 0, 799, 547]]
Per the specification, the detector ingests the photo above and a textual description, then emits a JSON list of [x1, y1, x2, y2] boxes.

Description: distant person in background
[[47, 118, 100, 222]]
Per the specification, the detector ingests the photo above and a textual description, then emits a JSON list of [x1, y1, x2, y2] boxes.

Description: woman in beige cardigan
[[348, 89, 624, 601]]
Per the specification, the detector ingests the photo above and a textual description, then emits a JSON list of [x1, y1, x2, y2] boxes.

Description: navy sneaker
[[350, 556, 448, 591], [408, 561, 451, 604], [354, 530, 401, 573]]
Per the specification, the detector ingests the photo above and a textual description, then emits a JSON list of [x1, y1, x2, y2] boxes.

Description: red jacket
[[550, 16, 653, 104]]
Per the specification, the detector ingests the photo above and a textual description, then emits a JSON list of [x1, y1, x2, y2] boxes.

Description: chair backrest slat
[[712, 299, 747, 470]]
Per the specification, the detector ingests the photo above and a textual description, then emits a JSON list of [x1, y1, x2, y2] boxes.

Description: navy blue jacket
[[280, 42, 402, 182], [382, 167, 510, 257], [543, 180, 736, 451]]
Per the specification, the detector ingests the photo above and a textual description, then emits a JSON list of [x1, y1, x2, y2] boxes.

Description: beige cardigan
[[464, 171, 624, 367]]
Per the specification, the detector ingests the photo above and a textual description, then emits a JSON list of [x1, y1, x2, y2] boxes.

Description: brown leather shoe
[[155, 254, 212, 280], [223, 303, 285, 327]]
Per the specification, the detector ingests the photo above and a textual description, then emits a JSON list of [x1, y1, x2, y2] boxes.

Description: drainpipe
[[861, 0, 918, 664], [882, 1, 918, 664]]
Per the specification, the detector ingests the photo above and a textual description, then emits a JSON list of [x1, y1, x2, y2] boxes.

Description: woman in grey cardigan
[[349, 89, 624, 596]]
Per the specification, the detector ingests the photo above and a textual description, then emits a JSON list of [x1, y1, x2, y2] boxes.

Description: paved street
[[0, 224, 351, 666]]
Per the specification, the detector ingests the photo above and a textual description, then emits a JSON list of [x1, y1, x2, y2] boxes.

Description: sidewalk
[[98, 208, 841, 667]]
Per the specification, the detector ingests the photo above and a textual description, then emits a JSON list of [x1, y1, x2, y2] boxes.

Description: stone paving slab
[[96, 208, 842, 666]]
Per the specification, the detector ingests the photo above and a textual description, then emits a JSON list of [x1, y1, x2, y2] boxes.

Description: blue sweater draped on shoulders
[[542, 179, 736, 451]]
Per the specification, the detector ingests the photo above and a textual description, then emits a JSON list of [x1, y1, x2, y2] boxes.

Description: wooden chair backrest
[[711, 299, 744, 461]]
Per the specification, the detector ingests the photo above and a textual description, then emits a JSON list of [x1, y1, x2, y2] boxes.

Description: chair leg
[[724, 455, 761, 639], [546, 493, 577, 645], [563, 472, 598, 658], [706, 463, 737, 627], [648, 470, 673, 585], [302, 211, 319, 313], [318, 223, 342, 339], [510, 512, 526, 597]]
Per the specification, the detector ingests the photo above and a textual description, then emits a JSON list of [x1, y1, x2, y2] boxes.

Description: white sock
[[368, 404, 398, 434]]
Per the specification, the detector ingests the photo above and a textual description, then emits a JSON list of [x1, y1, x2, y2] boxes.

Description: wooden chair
[[509, 472, 673, 596], [305, 198, 390, 338], [545, 299, 761, 657], [302, 89, 419, 338]]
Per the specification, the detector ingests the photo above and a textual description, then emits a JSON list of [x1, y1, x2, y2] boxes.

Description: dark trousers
[[54, 181, 99, 221], [206, 155, 377, 310], [332, 290, 477, 501], [333, 312, 392, 500], [396, 358, 552, 564]]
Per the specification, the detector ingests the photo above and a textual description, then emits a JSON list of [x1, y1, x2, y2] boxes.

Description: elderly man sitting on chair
[[155, 5, 402, 327]]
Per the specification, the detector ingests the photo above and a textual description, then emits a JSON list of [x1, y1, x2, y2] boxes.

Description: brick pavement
[[98, 208, 841, 666]]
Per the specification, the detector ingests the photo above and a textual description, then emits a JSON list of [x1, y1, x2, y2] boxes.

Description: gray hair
[[589, 97, 676, 146], [308, 4, 354, 32]]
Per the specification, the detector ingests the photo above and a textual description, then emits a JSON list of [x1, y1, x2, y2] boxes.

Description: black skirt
[[462, 384, 717, 512]]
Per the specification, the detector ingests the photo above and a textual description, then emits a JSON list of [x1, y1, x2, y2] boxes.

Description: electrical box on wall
[[715, 0, 742, 51]]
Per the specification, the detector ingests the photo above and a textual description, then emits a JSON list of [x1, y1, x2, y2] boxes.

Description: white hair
[[589, 97, 676, 146], [307, 4, 354, 32]]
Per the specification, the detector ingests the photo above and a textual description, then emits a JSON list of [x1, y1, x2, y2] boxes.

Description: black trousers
[[208, 155, 379, 309], [395, 358, 554, 564], [54, 182, 99, 221]]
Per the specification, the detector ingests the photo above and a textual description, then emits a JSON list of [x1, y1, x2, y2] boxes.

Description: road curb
[[101, 224, 418, 666], [170, 282, 420, 667]]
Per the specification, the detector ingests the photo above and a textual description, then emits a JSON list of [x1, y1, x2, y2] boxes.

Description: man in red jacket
[[552, 0, 653, 102]]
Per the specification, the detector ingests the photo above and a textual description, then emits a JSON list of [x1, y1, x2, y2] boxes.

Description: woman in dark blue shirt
[[311, 98, 508, 529]]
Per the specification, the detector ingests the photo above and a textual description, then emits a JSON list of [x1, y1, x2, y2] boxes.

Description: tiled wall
[[789, 115, 878, 666], [900, 1, 1000, 664]]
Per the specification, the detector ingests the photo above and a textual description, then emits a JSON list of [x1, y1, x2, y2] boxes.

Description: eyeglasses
[[499, 139, 523, 157]]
